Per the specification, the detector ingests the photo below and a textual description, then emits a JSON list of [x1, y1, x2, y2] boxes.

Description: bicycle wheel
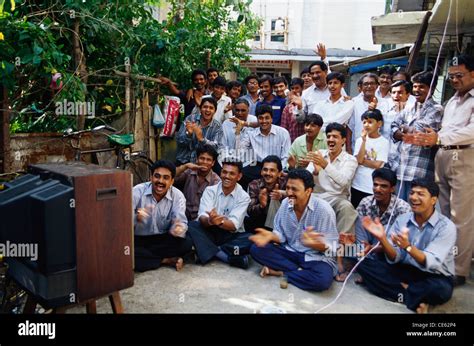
[[124, 156, 153, 186]]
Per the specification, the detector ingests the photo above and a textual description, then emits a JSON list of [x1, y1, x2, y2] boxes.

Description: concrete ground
[[69, 260, 474, 314]]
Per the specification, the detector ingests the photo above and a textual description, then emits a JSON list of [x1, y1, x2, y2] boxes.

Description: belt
[[440, 144, 474, 150]]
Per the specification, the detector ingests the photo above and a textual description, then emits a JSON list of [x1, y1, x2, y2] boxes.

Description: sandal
[[335, 270, 349, 282], [260, 266, 270, 278]]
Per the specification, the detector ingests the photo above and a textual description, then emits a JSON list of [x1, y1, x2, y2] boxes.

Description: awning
[[331, 47, 410, 74]]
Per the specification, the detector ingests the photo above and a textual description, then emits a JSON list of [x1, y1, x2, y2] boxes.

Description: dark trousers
[[134, 233, 193, 272], [357, 256, 453, 311], [187, 221, 252, 264], [240, 163, 263, 191], [350, 187, 372, 208], [244, 216, 271, 233], [250, 243, 333, 291]]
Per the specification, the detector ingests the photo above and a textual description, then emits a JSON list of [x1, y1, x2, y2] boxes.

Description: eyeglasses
[[234, 108, 247, 113], [448, 73, 465, 80], [362, 82, 377, 87]]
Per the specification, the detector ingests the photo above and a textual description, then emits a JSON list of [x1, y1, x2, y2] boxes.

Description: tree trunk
[[73, 18, 88, 130]]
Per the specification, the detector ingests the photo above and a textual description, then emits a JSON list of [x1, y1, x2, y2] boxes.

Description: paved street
[[70, 260, 473, 314]]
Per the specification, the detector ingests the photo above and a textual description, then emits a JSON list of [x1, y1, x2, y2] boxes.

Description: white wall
[[250, 0, 386, 51]]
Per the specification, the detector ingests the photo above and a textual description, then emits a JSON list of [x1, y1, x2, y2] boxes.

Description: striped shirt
[[273, 195, 339, 275]]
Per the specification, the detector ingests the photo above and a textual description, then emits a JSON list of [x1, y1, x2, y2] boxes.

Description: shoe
[[228, 255, 249, 269], [453, 275, 466, 287]]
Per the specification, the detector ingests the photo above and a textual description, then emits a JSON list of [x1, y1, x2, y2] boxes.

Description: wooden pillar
[[0, 86, 11, 173]]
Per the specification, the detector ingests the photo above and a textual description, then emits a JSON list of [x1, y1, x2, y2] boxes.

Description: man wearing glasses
[[413, 54, 474, 287]]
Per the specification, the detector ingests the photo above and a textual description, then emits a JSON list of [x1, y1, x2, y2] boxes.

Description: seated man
[[133, 160, 193, 272], [245, 155, 288, 232], [187, 160, 251, 269], [174, 144, 221, 221], [355, 167, 411, 257], [237, 104, 291, 190], [309, 122, 358, 281], [288, 113, 327, 169], [250, 169, 339, 291], [358, 179, 456, 313]]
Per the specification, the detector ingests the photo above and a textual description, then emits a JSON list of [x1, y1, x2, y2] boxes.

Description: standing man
[[133, 160, 193, 272], [250, 169, 339, 292], [390, 71, 443, 202], [357, 179, 456, 313], [255, 75, 287, 126], [376, 66, 396, 100], [242, 74, 260, 116], [237, 104, 291, 189], [187, 160, 251, 269], [415, 55, 474, 286], [210, 76, 232, 124], [280, 77, 305, 141], [175, 96, 223, 166], [174, 144, 221, 221]]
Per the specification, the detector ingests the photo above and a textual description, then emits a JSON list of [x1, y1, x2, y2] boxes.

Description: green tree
[[0, 0, 260, 133]]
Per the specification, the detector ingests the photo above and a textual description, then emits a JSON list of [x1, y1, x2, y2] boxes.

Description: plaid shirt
[[176, 114, 223, 164], [280, 103, 305, 142], [357, 194, 411, 227], [389, 98, 443, 181], [247, 176, 288, 218]]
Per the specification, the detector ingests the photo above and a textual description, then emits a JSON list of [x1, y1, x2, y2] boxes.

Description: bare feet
[[161, 257, 184, 271], [416, 303, 429, 314], [400, 282, 409, 290], [259, 266, 283, 278]]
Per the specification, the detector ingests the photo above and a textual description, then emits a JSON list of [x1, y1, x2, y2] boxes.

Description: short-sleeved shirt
[[132, 184, 188, 237], [288, 133, 327, 168], [198, 182, 250, 233]]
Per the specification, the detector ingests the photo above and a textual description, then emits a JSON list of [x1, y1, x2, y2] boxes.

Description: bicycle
[[63, 125, 153, 185]]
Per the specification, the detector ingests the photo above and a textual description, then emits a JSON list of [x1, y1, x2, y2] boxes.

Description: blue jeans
[[250, 243, 333, 291]]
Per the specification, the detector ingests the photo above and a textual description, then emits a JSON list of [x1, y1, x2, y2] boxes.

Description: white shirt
[[313, 96, 355, 130], [213, 95, 233, 124], [312, 150, 358, 200], [297, 85, 347, 120], [352, 136, 390, 193], [198, 182, 250, 233], [238, 124, 291, 167], [438, 88, 474, 145], [348, 96, 389, 150], [221, 115, 258, 149]]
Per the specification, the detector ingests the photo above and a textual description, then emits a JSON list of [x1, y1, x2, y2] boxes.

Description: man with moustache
[[348, 73, 389, 151], [250, 169, 339, 291], [159, 69, 209, 118], [245, 156, 287, 232], [133, 160, 193, 272], [242, 74, 260, 116], [174, 144, 221, 221], [187, 160, 252, 269], [390, 71, 443, 202], [255, 75, 287, 125], [355, 168, 411, 255], [357, 179, 456, 313], [376, 66, 396, 100], [309, 122, 358, 281], [414, 55, 474, 287], [221, 98, 258, 152]]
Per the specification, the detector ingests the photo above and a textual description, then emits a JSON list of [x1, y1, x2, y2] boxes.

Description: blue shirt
[[256, 96, 286, 125], [132, 183, 188, 237], [386, 211, 456, 277], [273, 195, 339, 276]]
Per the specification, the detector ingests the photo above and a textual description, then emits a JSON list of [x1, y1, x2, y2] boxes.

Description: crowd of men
[[133, 51, 474, 313]]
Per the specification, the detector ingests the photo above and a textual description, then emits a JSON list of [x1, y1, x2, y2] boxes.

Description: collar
[[324, 95, 345, 104], [217, 182, 237, 197], [455, 88, 474, 100], [408, 210, 440, 229], [287, 194, 315, 212], [189, 169, 214, 183], [258, 124, 276, 136]]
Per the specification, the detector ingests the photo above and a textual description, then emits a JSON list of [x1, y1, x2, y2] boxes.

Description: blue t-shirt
[[256, 96, 286, 125]]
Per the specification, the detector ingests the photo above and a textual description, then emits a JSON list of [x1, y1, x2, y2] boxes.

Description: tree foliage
[[0, 0, 260, 133]]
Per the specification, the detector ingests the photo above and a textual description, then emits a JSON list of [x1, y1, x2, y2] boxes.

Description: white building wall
[[250, 0, 386, 51]]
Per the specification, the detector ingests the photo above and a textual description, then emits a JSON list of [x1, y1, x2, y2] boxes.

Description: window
[[271, 18, 285, 42]]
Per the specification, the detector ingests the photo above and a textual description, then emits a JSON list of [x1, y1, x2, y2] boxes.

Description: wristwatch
[[405, 245, 413, 253]]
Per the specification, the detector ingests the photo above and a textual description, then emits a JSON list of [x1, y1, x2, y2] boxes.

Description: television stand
[[23, 291, 124, 314]]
